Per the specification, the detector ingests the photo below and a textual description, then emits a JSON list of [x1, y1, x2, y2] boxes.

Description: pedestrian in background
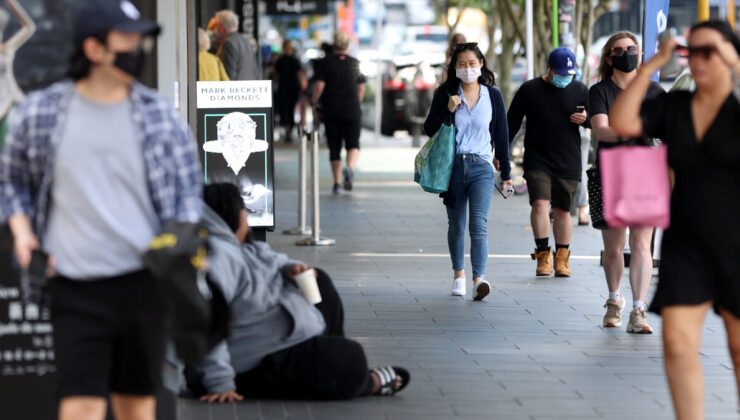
[[610, 20, 740, 420], [214, 10, 261, 80], [311, 31, 366, 194], [274, 40, 304, 143], [198, 28, 229, 81], [0, 1, 202, 419], [589, 31, 664, 334], [440, 33, 466, 82], [423, 42, 511, 301], [507, 47, 590, 278]]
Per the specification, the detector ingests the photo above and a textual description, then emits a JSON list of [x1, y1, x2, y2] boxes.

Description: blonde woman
[[197, 28, 229, 81]]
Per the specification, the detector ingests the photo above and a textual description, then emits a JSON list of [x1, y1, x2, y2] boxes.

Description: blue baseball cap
[[74, 0, 161, 44], [548, 47, 577, 76]]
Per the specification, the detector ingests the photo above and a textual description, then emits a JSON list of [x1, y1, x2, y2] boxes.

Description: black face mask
[[611, 53, 638, 73], [113, 49, 148, 79]]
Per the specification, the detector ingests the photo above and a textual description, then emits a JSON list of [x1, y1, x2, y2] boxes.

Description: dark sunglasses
[[675, 45, 716, 59], [454, 42, 479, 51], [610, 45, 639, 56]]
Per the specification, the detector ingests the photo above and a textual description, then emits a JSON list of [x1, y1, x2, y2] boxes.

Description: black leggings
[[234, 269, 374, 400], [324, 115, 361, 161]]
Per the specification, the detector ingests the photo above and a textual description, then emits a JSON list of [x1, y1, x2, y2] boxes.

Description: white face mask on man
[[456, 67, 481, 84]]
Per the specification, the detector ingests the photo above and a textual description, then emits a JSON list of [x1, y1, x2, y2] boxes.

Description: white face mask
[[456, 67, 481, 84]]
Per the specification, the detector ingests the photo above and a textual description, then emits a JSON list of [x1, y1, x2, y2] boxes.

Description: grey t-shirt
[[45, 92, 159, 280]]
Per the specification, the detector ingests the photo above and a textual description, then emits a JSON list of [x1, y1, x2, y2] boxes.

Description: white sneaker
[[451, 278, 466, 296], [473, 278, 490, 301]]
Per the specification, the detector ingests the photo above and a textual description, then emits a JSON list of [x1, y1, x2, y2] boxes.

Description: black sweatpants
[[234, 269, 374, 400]]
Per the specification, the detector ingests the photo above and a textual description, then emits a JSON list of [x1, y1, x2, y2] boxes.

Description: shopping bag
[[414, 122, 455, 193], [599, 145, 670, 229]]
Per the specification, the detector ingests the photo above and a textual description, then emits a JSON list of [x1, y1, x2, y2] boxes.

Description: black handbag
[[586, 165, 608, 230], [143, 222, 230, 364]]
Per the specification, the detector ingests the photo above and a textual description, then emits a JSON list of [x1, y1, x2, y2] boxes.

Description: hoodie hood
[[201, 203, 240, 245]]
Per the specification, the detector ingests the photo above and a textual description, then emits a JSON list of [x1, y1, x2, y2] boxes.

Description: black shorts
[[324, 115, 361, 161], [524, 170, 579, 211], [51, 270, 166, 398], [649, 230, 740, 318]]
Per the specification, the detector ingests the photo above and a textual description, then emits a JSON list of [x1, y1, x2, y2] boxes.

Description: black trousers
[[234, 269, 373, 400]]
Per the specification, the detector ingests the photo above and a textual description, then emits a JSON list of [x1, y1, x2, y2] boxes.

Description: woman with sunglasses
[[588, 31, 664, 334], [423, 42, 512, 300], [610, 20, 740, 419]]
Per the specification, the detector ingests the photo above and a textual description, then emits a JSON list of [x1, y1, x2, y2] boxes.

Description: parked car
[[380, 56, 440, 135], [395, 25, 448, 66]]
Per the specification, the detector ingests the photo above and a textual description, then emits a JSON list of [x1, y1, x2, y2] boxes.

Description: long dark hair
[[204, 183, 245, 233], [441, 43, 495, 94], [597, 31, 639, 81], [67, 32, 107, 81], [689, 20, 740, 55]]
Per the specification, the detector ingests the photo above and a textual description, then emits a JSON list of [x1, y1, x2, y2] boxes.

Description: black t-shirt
[[275, 54, 301, 91], [507, 77, 591, 180], [640, 91, 740, 257], [589, 77, 664, 149], [315, 54, 367, 118]]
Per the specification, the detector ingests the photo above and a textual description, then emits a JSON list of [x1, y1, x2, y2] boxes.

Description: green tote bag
[[414, 120, 455, 194]]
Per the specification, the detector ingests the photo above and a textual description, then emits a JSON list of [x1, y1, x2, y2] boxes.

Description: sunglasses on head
[[610, 45, 639, 56], [454, 42, 478, 51], [675, 45, 716, 59]]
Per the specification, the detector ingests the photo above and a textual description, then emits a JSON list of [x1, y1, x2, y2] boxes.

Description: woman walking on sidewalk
[[610, 20, 740, 419], [588, 31, 664, 334], [423, 43, 512, 301]]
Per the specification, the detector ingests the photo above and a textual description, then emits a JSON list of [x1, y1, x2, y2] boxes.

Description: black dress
[[640, 90, 740, 317]]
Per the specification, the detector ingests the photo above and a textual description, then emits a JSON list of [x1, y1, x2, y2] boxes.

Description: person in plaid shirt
[[0, 1, 201, 419]]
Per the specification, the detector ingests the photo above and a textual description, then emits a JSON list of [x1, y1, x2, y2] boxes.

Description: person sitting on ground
[[187, 183, 410, 402]]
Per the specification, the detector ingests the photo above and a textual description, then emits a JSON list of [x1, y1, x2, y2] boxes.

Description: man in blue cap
[[507, 47, 590, 279], [0, 1, 202, 419]]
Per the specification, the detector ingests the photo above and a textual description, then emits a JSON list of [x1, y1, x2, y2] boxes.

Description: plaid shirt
[[0, 80, 203, 240]]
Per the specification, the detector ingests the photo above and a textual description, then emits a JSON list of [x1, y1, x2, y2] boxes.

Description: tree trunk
[[486, 11, 498, 68], [581, 0, 596, 83], [574, 0, 584, 60], [446, 0, 471, 40]]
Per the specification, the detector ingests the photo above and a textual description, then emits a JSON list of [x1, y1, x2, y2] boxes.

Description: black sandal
[[370, 366, 410, 396]]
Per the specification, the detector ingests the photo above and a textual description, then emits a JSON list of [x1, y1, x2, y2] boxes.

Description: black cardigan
[[423, 85, 512, 180]]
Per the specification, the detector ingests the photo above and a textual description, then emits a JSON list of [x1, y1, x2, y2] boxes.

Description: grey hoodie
[[192, 205, 326, 393]]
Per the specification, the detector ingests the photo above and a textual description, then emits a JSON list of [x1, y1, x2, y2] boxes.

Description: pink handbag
[[599, 145, 671, 229]]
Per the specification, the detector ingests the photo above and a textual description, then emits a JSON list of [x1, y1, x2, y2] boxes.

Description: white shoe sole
[[626, 323, 653, 334], [451, 290, 466, 297]]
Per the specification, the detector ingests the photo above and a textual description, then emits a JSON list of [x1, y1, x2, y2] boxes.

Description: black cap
[[74, 0, 161, 44]]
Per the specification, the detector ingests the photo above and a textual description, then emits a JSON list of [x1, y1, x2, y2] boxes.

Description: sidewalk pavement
[[179, 137, 737, 419]]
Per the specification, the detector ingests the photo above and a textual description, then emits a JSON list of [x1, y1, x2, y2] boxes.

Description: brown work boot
[[554, 248, 571, 277], [530, 247, 553, 276]]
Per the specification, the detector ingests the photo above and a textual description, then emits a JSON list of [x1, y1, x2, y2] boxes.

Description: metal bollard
[[296, 131, 335, 246], [283, 125, 312, 236]]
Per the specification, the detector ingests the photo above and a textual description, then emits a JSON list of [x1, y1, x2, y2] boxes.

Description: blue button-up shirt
[[455, 84, 493, 163], [0, 80, 203, 240]]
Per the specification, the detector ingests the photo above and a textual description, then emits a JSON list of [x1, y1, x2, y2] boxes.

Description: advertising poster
[[196, 80, 275, 229], [643, 0, 671, 81], [0, 230, 56, 419]]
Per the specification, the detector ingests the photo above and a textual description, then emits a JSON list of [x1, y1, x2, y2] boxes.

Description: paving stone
[[178, 143, 737, 419]]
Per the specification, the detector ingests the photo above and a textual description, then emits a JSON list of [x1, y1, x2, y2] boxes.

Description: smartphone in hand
[[26, 249, 50, 288], [495, 182, 514, 199], [575, 105, 585, 113]]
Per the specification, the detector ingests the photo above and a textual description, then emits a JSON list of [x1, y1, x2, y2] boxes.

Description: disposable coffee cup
[[294, 269, 322, 304]]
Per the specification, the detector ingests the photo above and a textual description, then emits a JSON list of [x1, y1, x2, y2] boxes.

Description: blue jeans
[[445, 154, 494, 278]]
